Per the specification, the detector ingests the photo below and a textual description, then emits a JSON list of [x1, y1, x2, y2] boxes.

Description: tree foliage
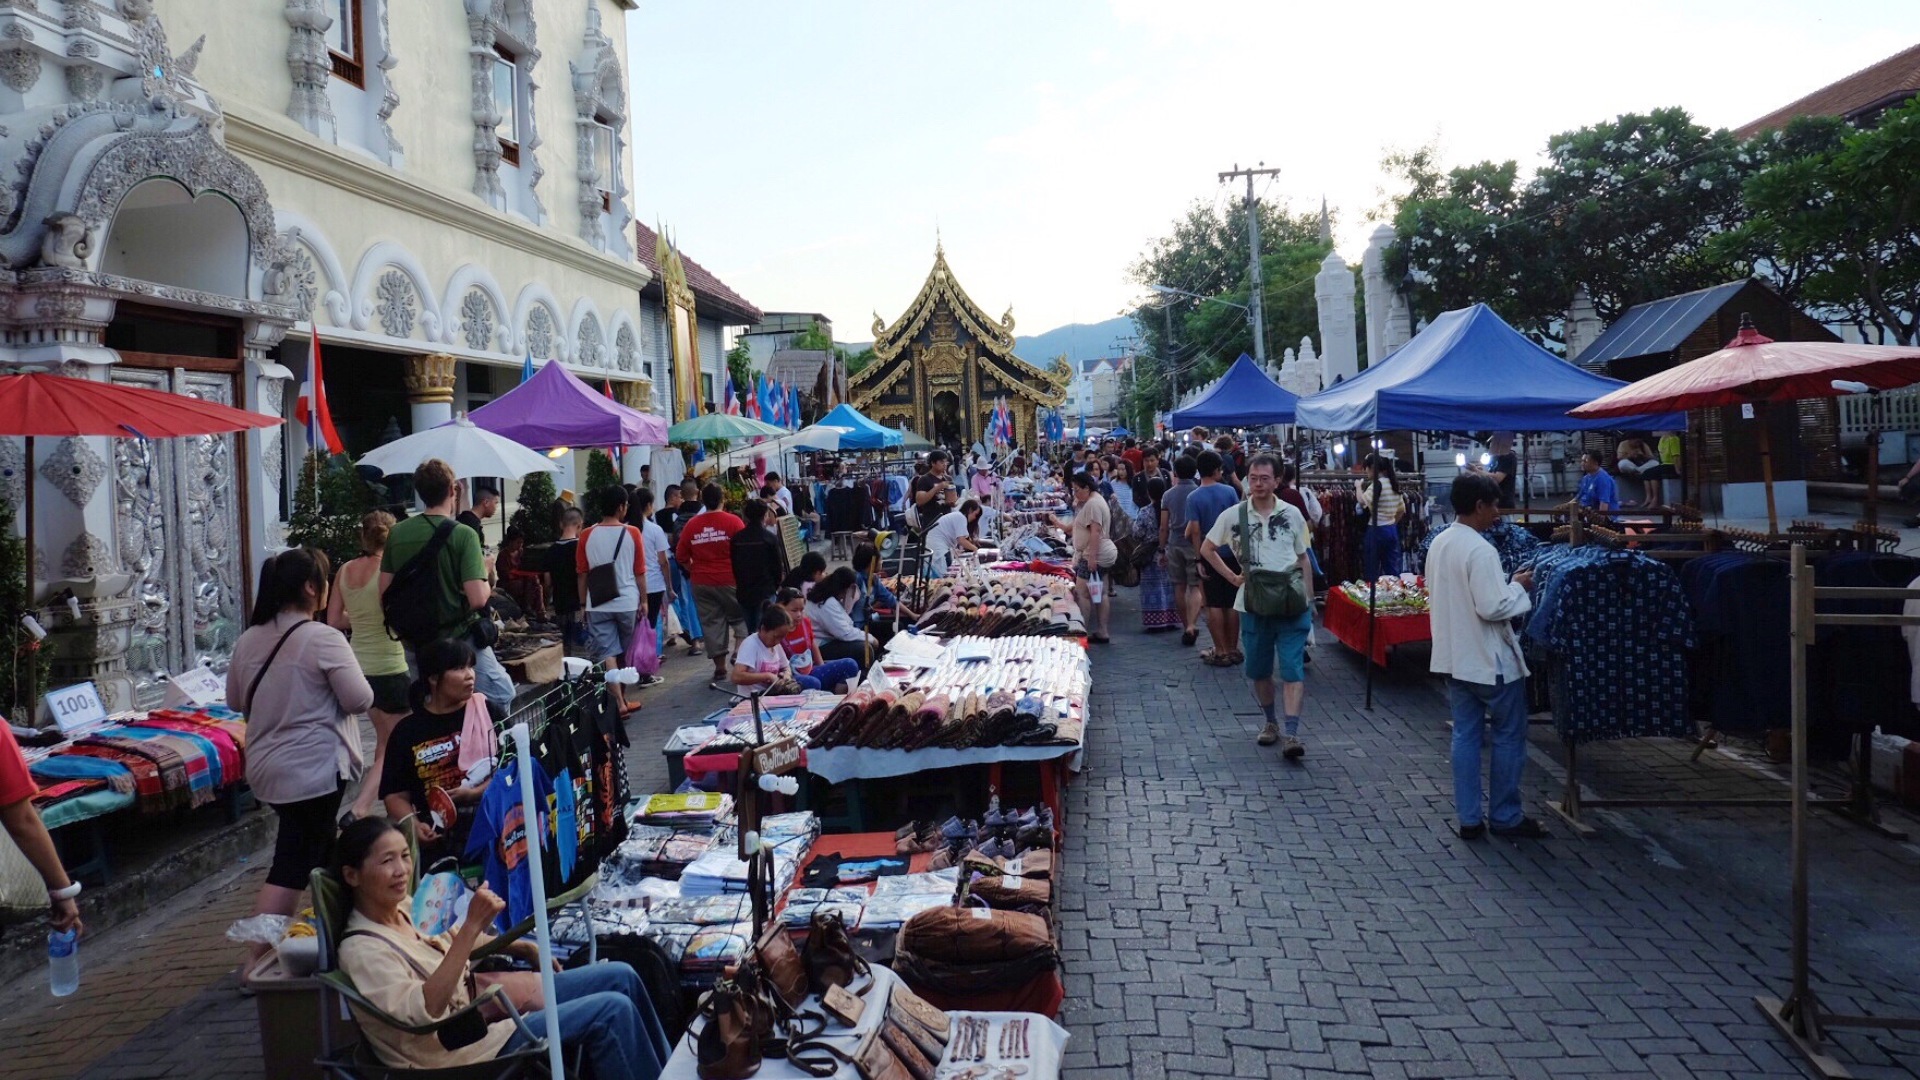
[[286, 451, 377, 568], [844, 347, 876, 377], [1122, 196, 1328, 427], [0, 495, 48, 720], [508, 471, 559, 544], [724, 337, 754, 401], [585, 449, 620, 498], [1720, 101, 1920, 343]]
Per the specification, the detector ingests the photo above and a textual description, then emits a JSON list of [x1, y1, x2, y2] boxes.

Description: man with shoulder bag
[[380, 458, 514, 712], [1201, 453, 1313, 759]]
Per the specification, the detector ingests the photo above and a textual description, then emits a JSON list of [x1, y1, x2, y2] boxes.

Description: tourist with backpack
[[379, 458, 515, 713]]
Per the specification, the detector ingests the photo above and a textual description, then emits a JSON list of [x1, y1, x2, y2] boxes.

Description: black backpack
[[382, 518, 460, 649]]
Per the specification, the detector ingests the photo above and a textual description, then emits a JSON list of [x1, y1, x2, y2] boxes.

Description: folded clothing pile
[[679, 846, 801, 898]]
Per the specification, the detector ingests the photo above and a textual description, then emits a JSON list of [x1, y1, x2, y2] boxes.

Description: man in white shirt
[[764, 471, 794, 516], [1425, 472, 1545, 840], [578, 484, 647, 711], [1200, 454, 1313, 759]]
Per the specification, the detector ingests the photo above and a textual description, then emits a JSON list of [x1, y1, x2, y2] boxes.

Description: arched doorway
[[932, 391, 961, 448]]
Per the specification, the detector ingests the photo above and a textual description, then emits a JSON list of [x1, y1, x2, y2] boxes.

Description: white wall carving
[[464, 0, 542, 222], [569, 1, 628, 254], [283, 0, 334, 140], [348, 240, 440, 339]]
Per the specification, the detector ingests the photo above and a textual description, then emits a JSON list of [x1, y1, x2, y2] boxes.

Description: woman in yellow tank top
[[326, 511, 412, 822]]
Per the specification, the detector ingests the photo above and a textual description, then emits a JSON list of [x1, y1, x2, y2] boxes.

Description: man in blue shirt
[[1576, 450, 1618, 512], [1183, 451, 1242, 666]]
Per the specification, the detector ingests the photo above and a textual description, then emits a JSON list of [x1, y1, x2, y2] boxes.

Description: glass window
[[493, 50, 519, 146], [592, 122, 615, 192], [326, 0, 357, 57]]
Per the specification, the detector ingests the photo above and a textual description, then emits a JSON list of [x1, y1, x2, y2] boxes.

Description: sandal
[[1226, 650, 1245, 665]]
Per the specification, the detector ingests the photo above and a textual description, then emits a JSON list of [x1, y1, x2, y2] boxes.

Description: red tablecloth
[[1323, 587, 1431, 667]]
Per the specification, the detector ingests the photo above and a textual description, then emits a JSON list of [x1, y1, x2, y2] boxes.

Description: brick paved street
[[6, 588, 1920, 1078], [1058, 591, 1920, 1079]]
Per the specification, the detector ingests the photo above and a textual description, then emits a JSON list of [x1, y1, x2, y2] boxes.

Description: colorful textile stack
[[633, 791, 731, 829], [809, 636, 1090, 752]]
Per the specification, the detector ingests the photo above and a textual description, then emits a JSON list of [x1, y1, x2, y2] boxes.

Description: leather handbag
[[803, 909, 869, 995], [852, 1027, 913, 1080], [694, 977, 763, 1080], [881, 1018, 936, 1080], [887, 983, 950, 1041], [755, 922, 809, 1009]]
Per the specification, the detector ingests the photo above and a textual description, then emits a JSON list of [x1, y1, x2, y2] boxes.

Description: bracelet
[[49, 881, 81, 901]]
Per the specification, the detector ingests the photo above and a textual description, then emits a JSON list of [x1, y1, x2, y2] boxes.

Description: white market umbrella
[[717, 424, 853, 466], [356, 415, 558, 478]]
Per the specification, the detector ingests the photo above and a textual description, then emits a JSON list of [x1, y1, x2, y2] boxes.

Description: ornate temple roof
[[855, 243, 1068, 405]]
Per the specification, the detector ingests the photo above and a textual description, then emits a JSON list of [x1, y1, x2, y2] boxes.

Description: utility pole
[[1163, 303, 1179, 419], [1219, 162, 1283, 365]]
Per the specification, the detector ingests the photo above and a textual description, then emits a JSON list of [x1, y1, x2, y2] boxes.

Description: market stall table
[[1322, 586, 1431, 667]]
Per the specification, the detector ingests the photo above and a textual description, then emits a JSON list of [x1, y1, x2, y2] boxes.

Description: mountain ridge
[[838, 314, 1136, 363]]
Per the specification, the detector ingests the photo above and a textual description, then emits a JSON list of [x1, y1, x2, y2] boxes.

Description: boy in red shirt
[[776, 588, 860, 693], [0, 727, 84, 934]]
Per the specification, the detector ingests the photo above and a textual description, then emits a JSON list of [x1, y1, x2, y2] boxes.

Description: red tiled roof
[[1736, 43, 1920, 138], [634, 222, 764, 325]]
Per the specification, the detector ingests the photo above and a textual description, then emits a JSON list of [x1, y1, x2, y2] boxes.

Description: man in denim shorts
[[1201, 453, 1313, 758]]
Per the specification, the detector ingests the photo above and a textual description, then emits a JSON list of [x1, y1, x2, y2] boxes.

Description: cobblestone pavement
[[7, 589, 1920, 1078], [1058, 591, 1920, 1079]]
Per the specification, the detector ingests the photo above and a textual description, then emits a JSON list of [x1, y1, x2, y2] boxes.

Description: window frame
[[591, 117, 616, 214], [327, 0, 365, 87], [493, 45, 521, 167]]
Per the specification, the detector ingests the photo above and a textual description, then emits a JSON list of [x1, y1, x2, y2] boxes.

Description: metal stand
[[1754, 544, 1920, 1078], [1363, 468, 1382, 710]]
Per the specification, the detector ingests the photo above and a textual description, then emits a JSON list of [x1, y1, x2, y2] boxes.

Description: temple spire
[[1319, 197, 1332, 246]]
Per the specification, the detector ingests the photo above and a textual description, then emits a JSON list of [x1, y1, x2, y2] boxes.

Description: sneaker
[[640, 675, 666, 687], [1281, 735, 1305, 760], [1257, 722, 1280, 746], [1457, 822, 1486, 840], [1491, 817, 1549, 840]]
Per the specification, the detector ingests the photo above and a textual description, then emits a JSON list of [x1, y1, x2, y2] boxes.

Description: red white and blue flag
[[294, 323, 345, 455]]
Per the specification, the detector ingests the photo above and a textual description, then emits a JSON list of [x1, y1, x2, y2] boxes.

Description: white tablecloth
[[803, 742, 1083, 785], [939, 1010, 1071, 1079]]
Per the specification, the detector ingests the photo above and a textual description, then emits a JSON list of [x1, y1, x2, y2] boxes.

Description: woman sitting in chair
[[334, 817, 671, 1078]]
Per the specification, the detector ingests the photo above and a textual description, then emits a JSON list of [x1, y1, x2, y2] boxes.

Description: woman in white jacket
[[806, 567, 878, 669]]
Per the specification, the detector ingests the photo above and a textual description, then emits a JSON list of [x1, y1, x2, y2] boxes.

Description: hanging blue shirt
[[1576, 469, 1619, 510], [465, 764, 554, 933]]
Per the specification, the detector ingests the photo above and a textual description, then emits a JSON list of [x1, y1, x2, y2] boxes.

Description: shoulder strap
[[340, 927, 439, 980], [243, 620, 312, 710], [400, 519, 459, 578], [1237, 499, 1252, 562]]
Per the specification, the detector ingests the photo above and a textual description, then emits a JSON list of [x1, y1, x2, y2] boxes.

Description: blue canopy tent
[[1293, 304, 1685, 432], [1169, 353, 1299, 428], [816, 403, 903, 450]]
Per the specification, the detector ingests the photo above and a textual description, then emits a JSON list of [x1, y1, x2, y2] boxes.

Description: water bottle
[[48, 928, 78, 997]]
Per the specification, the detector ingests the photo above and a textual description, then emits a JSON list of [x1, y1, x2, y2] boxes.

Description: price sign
[[1741, 403, 1756, 419], [44, 681, 107, 734], [163, 665, 225, 709]]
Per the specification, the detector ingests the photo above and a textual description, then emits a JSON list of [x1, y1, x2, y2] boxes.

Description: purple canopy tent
[[464, 359, 668, 449]]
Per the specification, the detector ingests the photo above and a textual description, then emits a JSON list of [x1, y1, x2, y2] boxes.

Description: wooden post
[[1759, 403, 1779, 535]]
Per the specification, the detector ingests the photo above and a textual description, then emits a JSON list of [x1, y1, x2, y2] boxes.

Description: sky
[[624, 1, 1918, 348]]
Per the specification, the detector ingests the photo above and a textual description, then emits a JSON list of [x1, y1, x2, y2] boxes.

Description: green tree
[[791, 321, 834, 352], [286, 451, 377, 567], [1721, 103, 1920, 343], [725, 338, 755, 402], [585, 450, 620, 500], [508, 471, 559, 544], [1386, 108, 1772, 344], [844, 347, 877, 377], [1124, 196, 1327, 422], [0, 496, 48, 721]]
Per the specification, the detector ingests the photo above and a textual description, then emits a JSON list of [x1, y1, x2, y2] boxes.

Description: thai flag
[[294, 323, 345, 455], [744, 376, 761, 420], [789, 385, 802, 430], [724, 375, 740, 416], [520, 352, 535, 384]]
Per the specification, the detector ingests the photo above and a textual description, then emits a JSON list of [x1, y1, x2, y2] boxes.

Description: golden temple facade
[[851, 244, 1067, 449]]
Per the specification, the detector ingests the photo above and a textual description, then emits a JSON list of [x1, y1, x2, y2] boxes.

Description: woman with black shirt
[[379, 638, 502, 864]]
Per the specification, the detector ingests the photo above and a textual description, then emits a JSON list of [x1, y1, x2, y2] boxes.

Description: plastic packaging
[[48, 928, 78, 996], [224, 913, 293, 946]]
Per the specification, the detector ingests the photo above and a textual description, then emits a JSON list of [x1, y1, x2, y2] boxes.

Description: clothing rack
[[1756, 544, 1920, 1079], [1542, 525, 1906, 840]]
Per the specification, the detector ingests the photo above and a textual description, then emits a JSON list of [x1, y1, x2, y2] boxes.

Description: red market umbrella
[[0, 371, 281, 708], [1570, 315, 1920, 533]]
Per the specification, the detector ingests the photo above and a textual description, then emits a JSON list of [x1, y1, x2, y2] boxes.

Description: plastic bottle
[[48, 928, 78, 997]]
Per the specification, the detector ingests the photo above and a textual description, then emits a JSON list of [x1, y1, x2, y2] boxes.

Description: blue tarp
[[1169, 354, 1299, 428], [1293, 304, 1686, 432], [816, 403, 903, 450]]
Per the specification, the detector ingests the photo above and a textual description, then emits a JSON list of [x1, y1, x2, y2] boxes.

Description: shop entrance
[[106, 307, 248, 707]]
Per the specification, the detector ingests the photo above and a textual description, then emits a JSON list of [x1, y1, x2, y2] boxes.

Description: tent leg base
[[1545, 797, 1598, 838], [1756, 994, 1852, 1080]]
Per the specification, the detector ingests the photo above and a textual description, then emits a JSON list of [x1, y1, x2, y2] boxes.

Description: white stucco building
[[0, 0, 653, 712]]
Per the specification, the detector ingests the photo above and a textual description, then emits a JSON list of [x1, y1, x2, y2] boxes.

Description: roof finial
[[935, 224, 943, 257], [1319, 197, 1332, 246]]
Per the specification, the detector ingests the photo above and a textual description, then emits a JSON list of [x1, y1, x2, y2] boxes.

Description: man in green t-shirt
[[380, 458, 514, 711]]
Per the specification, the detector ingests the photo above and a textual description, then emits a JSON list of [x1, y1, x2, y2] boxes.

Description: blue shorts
[[586, 609, 637, 660], [1241, 609, 1313, 683]]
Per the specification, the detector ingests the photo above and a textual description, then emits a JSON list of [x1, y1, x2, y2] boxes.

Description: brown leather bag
[[804, 908, 868, 995], [894, 906, 1058, 996], [754, 922, 809, 1009], [887, 983, 950, 1041], [881, 1018, 935, 1080], [695, 978, 763, 1080]]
